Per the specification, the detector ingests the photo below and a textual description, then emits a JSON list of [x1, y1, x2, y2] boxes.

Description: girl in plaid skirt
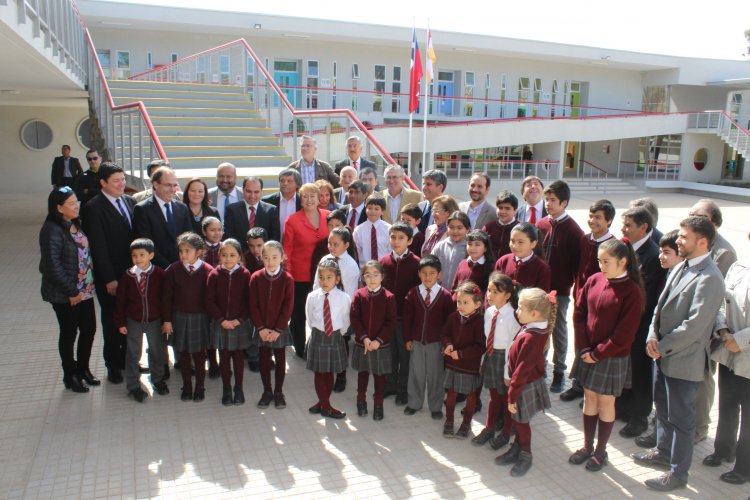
[[569, 238, 644, 471], [201, 217, 223, 379]]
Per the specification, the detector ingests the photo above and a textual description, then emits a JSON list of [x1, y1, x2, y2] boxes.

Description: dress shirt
[[468, 256, 486, 266], [423, 202, 434, 226], [244, 201, 259, 224], [217, 190, 240, 220], [63, 157, 71, 177], [419, 283, 442, 301], [131, 264, 153, 281], [515, 253, 534, 264], [467, 203, 483, 229], [386, 190, 402, 224], [183, 259, 203, 272], [349, 203, 364, 227], [592, 231, 613, 243], [300, 160, 316, 185], [306, 287, 351, 333], [631, 234, 649, 252], [526, 320, 548, 330], [485, 303, 522, 378], [102, 190, 132, 226], [155, 194, 173, 223], [279, 194, 298, 236], [265, 266, 281, 277], [524, 201, 545, 222], [313, 252, 360, 299], [353, 219, 392, 266]]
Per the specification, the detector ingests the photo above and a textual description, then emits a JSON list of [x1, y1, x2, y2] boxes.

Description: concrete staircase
[[564, 177, 644, 197], [107, 80, 291, 181]]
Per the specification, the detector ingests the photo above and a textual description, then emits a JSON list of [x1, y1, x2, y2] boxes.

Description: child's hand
[[221, 320, 234, 330], [268, 330, 280, 343], [363, 338, 371, 354], [118, 326, 127, 335], [232, 319, 241, 329], [369, 340, 381, 351], [450, 350, 459, 360], [69, 292, 84, 306], [581, 352, 595, 364], [504, 378, 510, 386], [508, 402, 517, 414], [162, 322, 173, 335], [443, 345, 454, 356], [405, 340, 412, 351]]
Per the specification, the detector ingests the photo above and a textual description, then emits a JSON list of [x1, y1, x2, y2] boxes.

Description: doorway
[[437, 71, 454, 116], [273, 60, 299, 107]]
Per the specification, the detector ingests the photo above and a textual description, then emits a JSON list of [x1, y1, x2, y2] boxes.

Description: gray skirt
[[251, 326, 293, 349], [211, 320, 251, 351], [444, 368, 481, 393], [480, 350, 506, 392], [351, 343, 392, 376], [512, 377, 551, 424], [306, 328, 349, 374], [572, 354, 631, 396], [170, 310, 210, 353]]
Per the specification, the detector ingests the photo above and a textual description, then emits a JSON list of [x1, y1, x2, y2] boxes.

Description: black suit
[[334, 157, 377, 175], [51, 155, 83, 187], [417, 200, 431, 234], [223, 200, 280, 250], [133, 196, 191, 269], [82, 192, 135, 372], [650, 227, 664, 247], [344, 204, 368, 228]]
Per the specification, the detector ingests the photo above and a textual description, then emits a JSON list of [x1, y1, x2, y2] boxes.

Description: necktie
[[115, 198, 131, 228], [188, 265, 194, 273], [165, 202, 176, 236], [671, 262, 689, 292], [370, 224, 378, 261], [248, 206, 256, 228], [323, 292, 333, 336], [468, 259, 476, 269], [223, 194, 229, 217], [353, 160, 358, 171], [138, 273, 147, 295], [529, 206, 537, 224], [424, 287, 431, 307], [348, 208, 357, 228], [487, 309, 499, 355]]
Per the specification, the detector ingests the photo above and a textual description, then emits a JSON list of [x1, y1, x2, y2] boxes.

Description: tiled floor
[[1, 190, 747, 499]]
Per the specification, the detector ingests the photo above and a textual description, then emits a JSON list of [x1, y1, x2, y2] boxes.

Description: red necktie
[[424, 287, 431, 307], [529, 206, 537, 224], [370, 224, 378, 261], [353, 160, 358, 171], [138, 273, 147, 295], [323, 292, 333, 336], [487, 309, 499, 355], [348, 208, 357, 228], [188, 265, 194, 273], [248, 206, 256, 228]]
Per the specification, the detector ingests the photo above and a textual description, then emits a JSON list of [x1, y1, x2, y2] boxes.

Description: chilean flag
[[409, 27, 423, 114]]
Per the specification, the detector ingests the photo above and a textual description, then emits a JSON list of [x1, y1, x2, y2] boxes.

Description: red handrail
[[579, 160, 607, 174]]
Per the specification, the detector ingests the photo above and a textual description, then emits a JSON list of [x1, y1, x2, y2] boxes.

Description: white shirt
[[306, 287, 351, 333], [131, 264, 153, 281], [526, 320, 549, 330], [313, 253, 360, 299], [217, 190, 240, 220], [349, 157, 362, 173], [102, 190, 132, 226], [467, 203, 484, 229], [631, 234, 649, 251], [244, 200, 260, 218], [266, 266, 281, 277], [515, 253, 534, 264], [183, 259, 203, 272], [485, 303, 522, 378], [468, 256, 486, 265], [353, 219, 392, 266], [154, 193, 173, 223], [686, 252, 710, 268], [386, 190, 402, 223], [348, 203, 364, 227], [524, 201, 545, 222], [419, 283, 444, 301], [592, 231, 613, 243], [279, 194, 298, 236]]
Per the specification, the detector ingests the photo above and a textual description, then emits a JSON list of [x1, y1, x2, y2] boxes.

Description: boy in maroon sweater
[[114, 238, 168, 402], [400, 203, 425, 257], [243, 227, 267, 276], [483, 189, 519, 259], [403, 255, 456, 419], [535, 180, 583, 393], [381, 222, 421, 404]]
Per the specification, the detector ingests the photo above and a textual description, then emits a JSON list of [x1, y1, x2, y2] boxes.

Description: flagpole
[[407, 112, 413, 179], [421, 21, 430, 174], [407, 20, 415, 180]]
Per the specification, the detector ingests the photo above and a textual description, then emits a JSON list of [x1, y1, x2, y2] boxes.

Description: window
[[729, 92, 742, 120], [116, 50, 130, 79], [567, 81, 582, 117], [219, 55, 230, 84], [373, 64, 386, 112], [97, 50, 111, 78], [551, 80, 559, 117], [332, 61, 337, 108], [391, 66, 402, 113], [77, 117, 92, 149], [532, 78, 542, 117], [20, 120, 53, 151], [352, 64, 359, 111], [352, 64, 359, 79], [146, 52, 152, 70], [464, 71, 475, 116], [642, 86, 670, 113], [307, 60, 319, 109], [197, 57, 207, 84], [484, 73, 491, 117], [517, 77, 530, 117], [246, 58, 255, 100], [639, 135, 682, 173], [499, 73, 507, 118], [171, 53, 178, 63]]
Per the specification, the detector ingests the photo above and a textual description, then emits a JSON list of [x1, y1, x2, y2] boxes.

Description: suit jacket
[[648, 256, 725, 382], [711, 258, 750, 379], [223, 200, 280, 249], [287, 158, 340, 188], [133, 196, 192, 268], [635, 237, 667, 345], [650, 227, 664, 247], [51, 156, 83, 186], [261, 191, 302, 211], [333, 187, 349, 205], [458, 200, 496, 230], [516, 203, 548, 223], [382, 187, 422, 224], [208, 186, 243, 220], [334, 157, 376, 175], [417, 200, 432, 234], [82, 193, 135, 286], [711, 232, 737, 277], [132, 188, 183, 204], [344, 204, 368, 227]]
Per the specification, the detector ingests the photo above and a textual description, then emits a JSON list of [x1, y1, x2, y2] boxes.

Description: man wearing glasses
[[74, 150, 102, 206], [287, 135, 340, 188]]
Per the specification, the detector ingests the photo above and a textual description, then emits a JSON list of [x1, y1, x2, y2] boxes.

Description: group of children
[[112, 178, 667, 478]]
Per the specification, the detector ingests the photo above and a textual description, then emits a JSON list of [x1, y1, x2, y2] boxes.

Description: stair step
[[109, 79, 245, 94], [158, 136, 279, 146], [162, 145, 287, 157], [112, 97, 255, 109], [144, 107, 263, 118], [110, 87, 252, 101], [151, 124, 273, 136]]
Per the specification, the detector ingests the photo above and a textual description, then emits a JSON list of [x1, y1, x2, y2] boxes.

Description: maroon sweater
[[506, 326, 548, 404], [242, 251, 264, 275], [440, 310, 486, 375], [380, 251, 421, 317], [114, 266, 165, 327], [248, 269, 295, 332], [203, 242, 221, 267], [350, 287, 397, 346], [408, 231, 425, 257], [483, 219, 518, 260], [494, 253, 551, 292], [574, 233, 614, 303], [162, 261, 213, 322], [573, 273, 644, 361], [451, 258, 491, 293], [205, 266, 251, 323], [402, 285, 455, 344], [536, 214, 583, 296]]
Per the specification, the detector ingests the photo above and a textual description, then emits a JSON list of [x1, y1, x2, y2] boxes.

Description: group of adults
[[40, 138, 748, 488]]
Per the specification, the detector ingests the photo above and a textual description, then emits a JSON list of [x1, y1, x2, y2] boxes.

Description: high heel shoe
[[64, 374, 90, 393], [80, 369, 101, 386]]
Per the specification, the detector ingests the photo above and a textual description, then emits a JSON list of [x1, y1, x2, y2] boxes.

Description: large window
[[517, 77, 530, 117], [116, 50, 130, 79], [332, 61, 337, 108], [391, 66, 402, 113], [307, 60, 319, 109], [532, 78, 542, 117], [351, 64, 359, 111], [642, 86, 670, 113], [219, 55, 230, 84], [373, 64, 386, 112], [464, 72, 475, 117], [499, 73, 507, 118], [639, 135, 681, 172], [484, 74, 491, 117]]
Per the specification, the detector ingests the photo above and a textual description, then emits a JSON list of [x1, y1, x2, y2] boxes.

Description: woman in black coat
[[39, 187, 99, 393], [185, 178, 220, 235]]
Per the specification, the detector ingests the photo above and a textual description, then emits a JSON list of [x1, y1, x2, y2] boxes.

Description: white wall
[[0, 104, 90, 193], [670, 85, 728, 112], [679, 133, 725, 183]]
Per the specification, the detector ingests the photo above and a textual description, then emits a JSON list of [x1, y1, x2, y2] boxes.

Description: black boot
[[64, 372, 89, 393], [78, 363, 100, 386], [222, 385, 233, 406], [333, 372, 346, 393], [234, 385, 245, 405]]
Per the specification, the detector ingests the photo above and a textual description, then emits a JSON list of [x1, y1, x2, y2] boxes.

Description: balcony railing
[[688, 111, 750, 156], [618, 161, 680, 181], [430, 156, 559, 182]]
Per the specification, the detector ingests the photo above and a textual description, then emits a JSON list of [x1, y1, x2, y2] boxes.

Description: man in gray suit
[[633, 216, 725, 492], [458, 173, 495, 229], [208, 162, 243, 221]]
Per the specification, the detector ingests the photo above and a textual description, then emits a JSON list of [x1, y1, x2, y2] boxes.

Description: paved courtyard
[[0, 188, 747, 499]]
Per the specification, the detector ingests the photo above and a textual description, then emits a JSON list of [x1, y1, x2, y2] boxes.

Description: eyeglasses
[[363, 273, 382, 280], [86, 156, 99, 161]]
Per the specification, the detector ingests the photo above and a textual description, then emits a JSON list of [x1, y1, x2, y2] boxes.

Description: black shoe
[[495, 442, 521, 465], [719, 470, 748, 485], [107, 369, 123, 384], [322, 408, 346, 419], [248, 360, 260, 373], [560, 386, 583, 401], [569, 447, 593, 465], [443, 422, 454, 438], [511, 451, 533, 477], [222, 386, 233, 406], [208, 365, 220, 379], [64, 374, 90, 393], [472, 428, 494, 446], [494, 414, 505, 432], [308, 404, 321, 414], [549, 373, 564, 393], [635, 431, 657, 449], [585, 452, 608, 472], [193, 386, 205, 402], [79, 369, 101, 386], [631, 449, 671, 470], [644, 472, 687, 492], [373, 405, 384, 421], [234, 386, 245, 405], [257, 391, 274, 409], [489, 434, 510, 451], [619, 422, 648, 438], [455, 423, 470, 440], [394, 393, 408, 406], [357, 400, 368, 416], [138, 364, 150, 374], [274, 393, 286, 409], [703, 453, 734, 467], [404, 406, 417, 416], [129, 387, 147, 402], [173, 360, 181, 370], [333, 373, 347, 393], [163, 364, 170, 380], [153, 381, 169, 395], [181, 387, 192, 401], [431, 411, 443, 420]]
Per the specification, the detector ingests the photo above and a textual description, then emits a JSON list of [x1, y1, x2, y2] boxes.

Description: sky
[[107, 0, 750, 60]]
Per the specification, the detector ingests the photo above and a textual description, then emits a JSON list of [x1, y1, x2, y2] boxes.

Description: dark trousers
[[387, 321, 410, 396], [617, 333, 654, 426], [714, 364, 750, 477], [52, 299, 96, 376], [290, 281, 312, 358], [654, 362, 700, 482], [95, 287, 126, 371]]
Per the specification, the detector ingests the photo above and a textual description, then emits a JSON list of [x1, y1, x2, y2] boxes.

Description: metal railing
[[618, 161, 680, 181], [579, 160, 609, 194], [431, 156, 558, 182], [688, 111, 750, 156]]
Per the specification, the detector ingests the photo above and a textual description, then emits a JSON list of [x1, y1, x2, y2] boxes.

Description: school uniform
[[573, 232, 614, 303], [482, 303, 522, 392], [313, 253, 360, 299], [163, 260, 213, 353], [494, 253, 551, 291], [432, 238, 467, 290], [249, 267, 295, 349], [305, 287, 351, 374], [203, 242, 221, 268], [506, 322, 552, 424], [353, 219, 392, 266], [483, 219, 518, 260], [243, 252, 264, 275], [403, 284, 455, 412], [441, 310, 486, 393], [205, 265, 252, 350], [408, 228, 425, 258], [451, 256, 491, 293], [572, 273, 644, 396]]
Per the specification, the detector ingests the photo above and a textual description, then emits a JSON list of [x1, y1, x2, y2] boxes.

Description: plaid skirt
[[306, 328, 349, 373], [170, 310, 210, 353], [351, 343, 392, 375], [211, 320, 251, 351], [572, 354, 631, 396], [480, 350, 506, 392], [251, 326, 293, 348], [444, 368, 481, 393], [512, 377, 551, 424]]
